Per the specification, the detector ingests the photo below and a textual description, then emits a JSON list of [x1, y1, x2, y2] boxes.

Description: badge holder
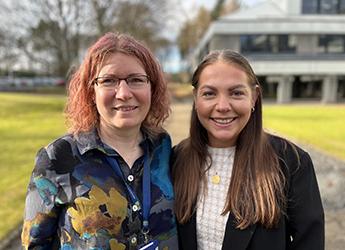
[[138, 239, 159, 250]]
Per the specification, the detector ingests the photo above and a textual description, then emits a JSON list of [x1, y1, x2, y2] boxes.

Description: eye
[[201, 91, 215, 98], [231, 90, 245, 98], [131, 77, 146, 83], [98, 77, 117, 86], [127, 75, 149, 87], [233, 90, 244, 96]]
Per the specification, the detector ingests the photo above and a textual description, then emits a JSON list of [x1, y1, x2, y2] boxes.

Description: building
[[193, 0, 345, 103]]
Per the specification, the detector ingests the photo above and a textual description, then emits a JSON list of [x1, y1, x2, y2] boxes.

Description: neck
[[98, 123, 143, 168]]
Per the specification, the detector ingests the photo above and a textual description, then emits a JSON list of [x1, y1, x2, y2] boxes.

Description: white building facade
[[193, 0, 345, 103]]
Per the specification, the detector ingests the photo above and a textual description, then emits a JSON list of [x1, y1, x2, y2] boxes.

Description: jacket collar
[[74, 128, 152, 156], [222, 213, 257, 250]]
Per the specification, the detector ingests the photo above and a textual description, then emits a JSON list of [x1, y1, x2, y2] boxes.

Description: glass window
[[240, 35, 296, 53], [320, 0, 339, 13], [340, 0, 345, 13], [252, 35, 269, 52], [302, 0, 319, 13], [278, 35, 297, 52], [302, 0, 345, 13], [241, 35, 269, 53], [318, 35, 345, 53]]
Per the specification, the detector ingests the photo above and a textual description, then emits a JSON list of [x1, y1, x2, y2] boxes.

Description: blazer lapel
[[222, 213, 257, 250], [177, 213, 198, 250]]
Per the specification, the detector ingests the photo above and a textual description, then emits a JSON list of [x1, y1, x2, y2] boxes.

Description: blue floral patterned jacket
[[22, 129, 178, 250]]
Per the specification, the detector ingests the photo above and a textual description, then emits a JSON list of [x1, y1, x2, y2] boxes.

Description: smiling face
[[94, 52, 151, 134], [194, 60, 257, 148]]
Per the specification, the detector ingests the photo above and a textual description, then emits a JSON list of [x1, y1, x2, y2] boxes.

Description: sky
[[165, 0, 260, 40], [162, 0, 260, 73], [183, 0, 260, 17], [174, 0, 260, 33]]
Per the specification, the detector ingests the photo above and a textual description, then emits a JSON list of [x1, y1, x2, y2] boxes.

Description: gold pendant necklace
[[211, 174, 221, 184], [209, 148, 235, 185]]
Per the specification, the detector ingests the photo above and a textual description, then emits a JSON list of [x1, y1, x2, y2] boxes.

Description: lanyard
[[104, 150, 151, 233]]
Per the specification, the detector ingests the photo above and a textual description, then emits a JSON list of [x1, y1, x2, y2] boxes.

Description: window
[[240, 35, 296, 53], [302, 0, 345, 14], [340, 0, 345, 13], [318, 35, 345, 53], [303, 0, 318, 13], [320, 0, 339, 14]]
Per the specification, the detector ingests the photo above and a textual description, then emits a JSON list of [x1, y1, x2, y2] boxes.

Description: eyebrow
[[199, 83, 248, 91], [97, 73, 146, 78]]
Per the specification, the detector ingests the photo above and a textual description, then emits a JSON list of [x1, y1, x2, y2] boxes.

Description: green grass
[[0, 92, 66, 240], [263, 104, 345, 161]]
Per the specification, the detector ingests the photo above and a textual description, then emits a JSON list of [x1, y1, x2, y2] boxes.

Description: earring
[[251, 107, 255, 113]]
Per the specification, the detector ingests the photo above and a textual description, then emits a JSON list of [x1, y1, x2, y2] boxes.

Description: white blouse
[[196, 146, 236, 250]]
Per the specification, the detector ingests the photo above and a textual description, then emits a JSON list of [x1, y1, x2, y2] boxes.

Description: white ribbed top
[[196, 146, 236, 250]]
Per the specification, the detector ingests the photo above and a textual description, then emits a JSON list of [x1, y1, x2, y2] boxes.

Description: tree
[[177, 7, 211, 59], [0, 0, 172, 76], [89, 0, 171, 52], [177, 0, 240, 59], [211, 0, 226, 21], [0, 0, 86, 76]]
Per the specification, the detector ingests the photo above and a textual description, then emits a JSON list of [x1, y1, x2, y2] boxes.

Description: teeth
[[115, 106, 136, 111], [213, 118, 233, 124]]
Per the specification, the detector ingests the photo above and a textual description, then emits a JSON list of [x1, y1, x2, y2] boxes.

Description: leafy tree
[[177, 6, 211, 59], [177, 0, 240, 59], [89, 0, 171, 52], [0, 0, 172, 76], [211, 0, 226, 21]]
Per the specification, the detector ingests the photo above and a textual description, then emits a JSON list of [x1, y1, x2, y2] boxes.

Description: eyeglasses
[[93, 74, 150, 89]]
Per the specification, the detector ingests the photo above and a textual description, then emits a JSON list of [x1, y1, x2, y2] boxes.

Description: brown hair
[[172, 50, 286, 229], [65, 32, 170, 136]]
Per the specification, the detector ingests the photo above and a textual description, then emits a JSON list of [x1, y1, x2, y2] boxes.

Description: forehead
[[199, 61, 249, 85], [98, 52, 145, 75]]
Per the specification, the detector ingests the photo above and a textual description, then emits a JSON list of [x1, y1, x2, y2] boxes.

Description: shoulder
[[172, 138, 189, 153], [44, 134, 78, 159], [148, 131, 172, 150], [34, 134, 80, 175], [268, 134, 308, 156], [267, 133, 313, 173]]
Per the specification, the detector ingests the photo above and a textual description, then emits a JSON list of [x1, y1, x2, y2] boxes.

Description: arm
[[21, 148, 61, 249], [286, 150, 325, 250]]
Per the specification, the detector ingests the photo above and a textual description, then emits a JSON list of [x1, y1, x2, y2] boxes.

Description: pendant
[[211, 174, 221, 184]]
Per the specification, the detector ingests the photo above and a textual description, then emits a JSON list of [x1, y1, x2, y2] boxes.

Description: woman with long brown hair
[[172, 49, 324, 250], [22, 32, 178, 250]]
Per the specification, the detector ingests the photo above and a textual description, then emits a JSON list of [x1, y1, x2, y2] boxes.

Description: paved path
[[302, 145, 345, 250], [2, 103, 344, 249]]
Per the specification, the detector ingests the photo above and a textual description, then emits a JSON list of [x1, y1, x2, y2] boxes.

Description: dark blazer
[[174, 135, 324, 250]]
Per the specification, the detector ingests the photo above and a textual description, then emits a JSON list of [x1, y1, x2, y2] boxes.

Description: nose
[[216, 95, 231, 112], [115, 80, 133, 100]]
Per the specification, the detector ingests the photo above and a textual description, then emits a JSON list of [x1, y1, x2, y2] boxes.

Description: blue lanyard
[[104, 151, 151, 233]]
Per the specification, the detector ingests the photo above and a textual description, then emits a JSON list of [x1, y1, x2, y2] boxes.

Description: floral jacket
[[22, 129, 178, 250]]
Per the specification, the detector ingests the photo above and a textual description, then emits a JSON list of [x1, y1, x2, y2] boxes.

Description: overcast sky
[[162, 0, 260, 72], [167, 0, 260, 40], [183, 0, 259, 16]]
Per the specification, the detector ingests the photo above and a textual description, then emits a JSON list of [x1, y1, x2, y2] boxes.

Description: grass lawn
[[0, 92, 66, 240], [0, 92, 344, 241], [263, 104, 345, 161]]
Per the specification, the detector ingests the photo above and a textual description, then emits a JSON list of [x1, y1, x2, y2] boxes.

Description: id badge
[[138, 239, 159, 250]]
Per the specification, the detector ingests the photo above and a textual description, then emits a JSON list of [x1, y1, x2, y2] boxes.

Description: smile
[[113, 106, 137, 111], [211, 117, 235, 125]]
